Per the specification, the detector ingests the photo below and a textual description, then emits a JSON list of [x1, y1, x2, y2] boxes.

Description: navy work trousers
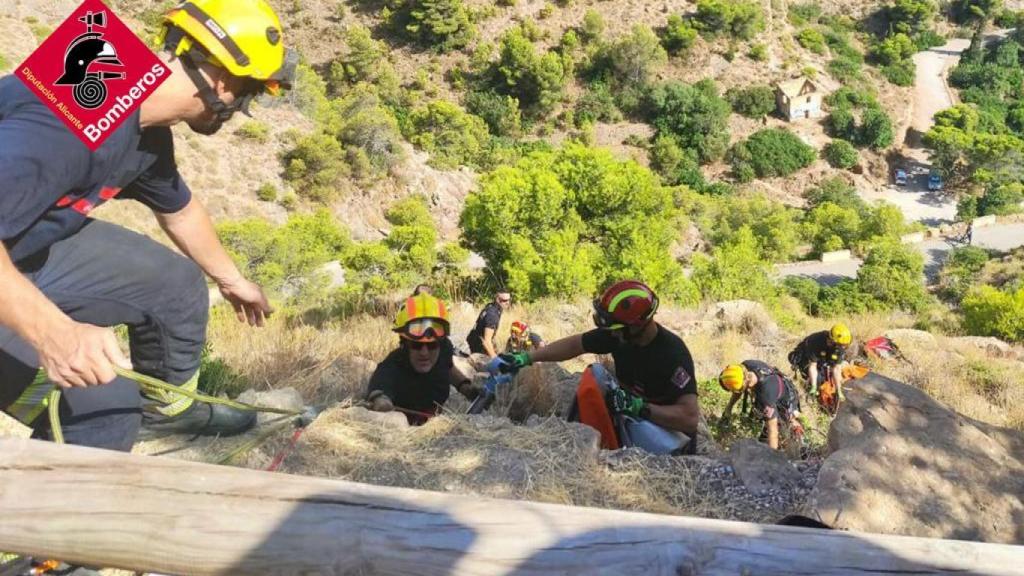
[[0, 220, 208, 451]]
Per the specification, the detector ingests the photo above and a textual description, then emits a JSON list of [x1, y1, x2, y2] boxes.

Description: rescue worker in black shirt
[[718, 361, 806, 451], [466, 290, 511, 358], [788, 323, 852, 401], [0, 0, 296, 451], [505, 321, 544, 354], [494, 280, 700, 454], [366, 295, 479, 425]]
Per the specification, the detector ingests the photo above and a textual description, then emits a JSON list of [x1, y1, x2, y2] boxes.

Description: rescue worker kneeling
[[492, 280, 700, 455], [718, 361, 807, 451], [365, 295, 480, 425]]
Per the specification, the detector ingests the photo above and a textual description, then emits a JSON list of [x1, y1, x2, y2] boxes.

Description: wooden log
[[0, 438, 1021, 576]]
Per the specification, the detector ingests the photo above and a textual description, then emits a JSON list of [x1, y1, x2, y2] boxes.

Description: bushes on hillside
[[388, 0, 475, 52], [823, 139, 859, 169], [282, 133, 349, 202], [492, 26, 567, 115], [725, 85, 776, 118], [693, 0, 765, 40], [465, 90, 523, 137], [217, 210, 350, 296], [797, 28, 827, 54], [938, 246, 990, 301], [857, 241, 930, 312], [406, 100, 491, 169], [327, 25, 400, 101], [661, 14, 698, 56], [645, 79, 732, 163], [692, 228, 776, 302], [602, 25, 668, 86], [460, 144, 690, 301], [962, 286, 1024, 342], [825, 88, 895, 150], [729, 129, 816, 181]]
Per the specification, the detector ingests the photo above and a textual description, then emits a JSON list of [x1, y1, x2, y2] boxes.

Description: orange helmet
[[511, 321, 529, 337]]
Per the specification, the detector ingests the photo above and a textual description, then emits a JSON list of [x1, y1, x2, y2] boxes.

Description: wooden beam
[[0, 438, 1020, 576]]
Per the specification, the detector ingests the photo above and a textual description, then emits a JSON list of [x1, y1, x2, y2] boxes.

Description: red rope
[[266, 427, 306, 472]]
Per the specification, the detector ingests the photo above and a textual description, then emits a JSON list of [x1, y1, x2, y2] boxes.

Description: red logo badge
[[15, 0, 170, 150]]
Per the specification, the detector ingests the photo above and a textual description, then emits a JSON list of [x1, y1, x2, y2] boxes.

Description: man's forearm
[[528, 334, 585, 363], [766, 418, 779, 450], [156, 198, 242, 285], [648, 397, 699, 435], [0, 243, 69, 349]]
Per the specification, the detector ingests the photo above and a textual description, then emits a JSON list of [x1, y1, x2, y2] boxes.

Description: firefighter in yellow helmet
[[366, 295, 480, 425], [0, 0, 296, 454], [788, 323, 853, 401], [718, 362, 806, 451]]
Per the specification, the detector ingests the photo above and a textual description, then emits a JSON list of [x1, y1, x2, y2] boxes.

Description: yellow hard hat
[[394, 295, 451, 342], [830, 323, 852, 346], [719, 364, 745, 393], [161, 0, 294, 91]]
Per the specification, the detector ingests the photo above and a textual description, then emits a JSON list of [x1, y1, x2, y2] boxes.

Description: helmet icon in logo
[[54, 11, 125, 109]]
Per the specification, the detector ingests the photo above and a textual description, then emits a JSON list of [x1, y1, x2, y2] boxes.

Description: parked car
[[928, 171, 943, 191], [894, 169, 908, 186]]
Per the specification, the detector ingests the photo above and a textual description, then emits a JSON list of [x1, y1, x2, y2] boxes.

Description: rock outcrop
[[811, 372, 1024, 544]]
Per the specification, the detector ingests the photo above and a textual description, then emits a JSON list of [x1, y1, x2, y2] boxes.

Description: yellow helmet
[[161, 0, 292, 85], [830, 323, 852, 346], [719, 364, 745, 393], [394, 295, 451, 342], [159, 0, 297, 132]]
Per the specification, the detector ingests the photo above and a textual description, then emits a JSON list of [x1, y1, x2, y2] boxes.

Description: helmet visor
[[402, 318, 447, 341]]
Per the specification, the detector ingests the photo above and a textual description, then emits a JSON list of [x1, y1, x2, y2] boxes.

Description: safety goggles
[[592, 300, 624, 330], [403, 318, 448, 341]]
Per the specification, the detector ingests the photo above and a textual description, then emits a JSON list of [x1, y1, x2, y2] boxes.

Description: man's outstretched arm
[[156, 198, 273, 326]]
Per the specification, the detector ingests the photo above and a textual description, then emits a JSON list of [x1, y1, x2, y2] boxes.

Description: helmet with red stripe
[[593, 280, 659, 330]]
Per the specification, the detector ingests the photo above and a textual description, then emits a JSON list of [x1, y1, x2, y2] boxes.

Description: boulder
[[708, 300, 779, 342], [236, 387, 306, 426], [728, 439, 802, 497], [810, 373, 1024, 543], [883, 329, 938, 352], [948, 336, 1017, 359], [341, 406, 410, 429]]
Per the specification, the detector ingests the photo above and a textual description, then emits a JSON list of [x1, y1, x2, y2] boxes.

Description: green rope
[[41, 367, 303, 445]]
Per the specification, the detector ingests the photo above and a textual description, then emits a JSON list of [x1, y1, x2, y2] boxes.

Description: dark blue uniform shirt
[[0, 75, 191, 263]]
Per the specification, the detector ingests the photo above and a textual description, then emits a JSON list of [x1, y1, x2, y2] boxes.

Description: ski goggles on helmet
[[400, 318, 448, 342]]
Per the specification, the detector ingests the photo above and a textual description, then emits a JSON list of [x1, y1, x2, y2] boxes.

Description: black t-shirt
[[794, 331, 847, 367], [467, 303, 502, 350], [742, 360, 795, 421], [581, 325, 696, 405], [0, 76, 192, 263], [367, 339, 455, 418]]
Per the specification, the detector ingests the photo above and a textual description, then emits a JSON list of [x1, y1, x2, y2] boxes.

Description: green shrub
[[282, 133, 349, 203], [385, 195, 438, 276], [871, 32, 917, 66], [327, 88, 406, 173], [938, 246, 990, 301], [580, 9, 605, 43], [729, 129, 816, 180], [806, 176, 865, 212], [782, 276, 823, 314], [788, 2, 822, 25], [725, 85, 776, 118], [692, 228, 777, 302], [327, 25, 400, 101], [697, 192, 805, 262], [235, 121, 271, 144], [466, 90, 522, 137], [494, 26, 567, 114], [575, 82, 622, 125], [797, 27, 827, 54], [395, 0, 475, 51], [859, 107, 895, 149], [648, 135, 706, 189], [407, 100, 491, 169], [962, 285, 1024, 342], [603, 25, 668, 86], [646, 79, 732, 163], [817, 279, 878, 316], [882, 60, 916, 86], [823, 139, 859, 169], [662, 14, 698, 56], [748, 43, 768, 61], [856, 240, 929, 312], [978, 182, 1024, 216], [693, 0, 765, 40], [256, 183, 278, 202], [804, 201, 862, 256], [887, 0, 938, 34], [460, 144, 690, 301], [217, 210, 350, 295]]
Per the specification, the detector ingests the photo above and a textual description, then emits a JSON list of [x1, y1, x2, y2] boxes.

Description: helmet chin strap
[[180, 50, 254, 135]]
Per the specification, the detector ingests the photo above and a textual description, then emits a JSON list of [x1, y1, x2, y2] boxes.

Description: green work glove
[[496, 352, 531, 373], [609, 387, 646, 418]]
